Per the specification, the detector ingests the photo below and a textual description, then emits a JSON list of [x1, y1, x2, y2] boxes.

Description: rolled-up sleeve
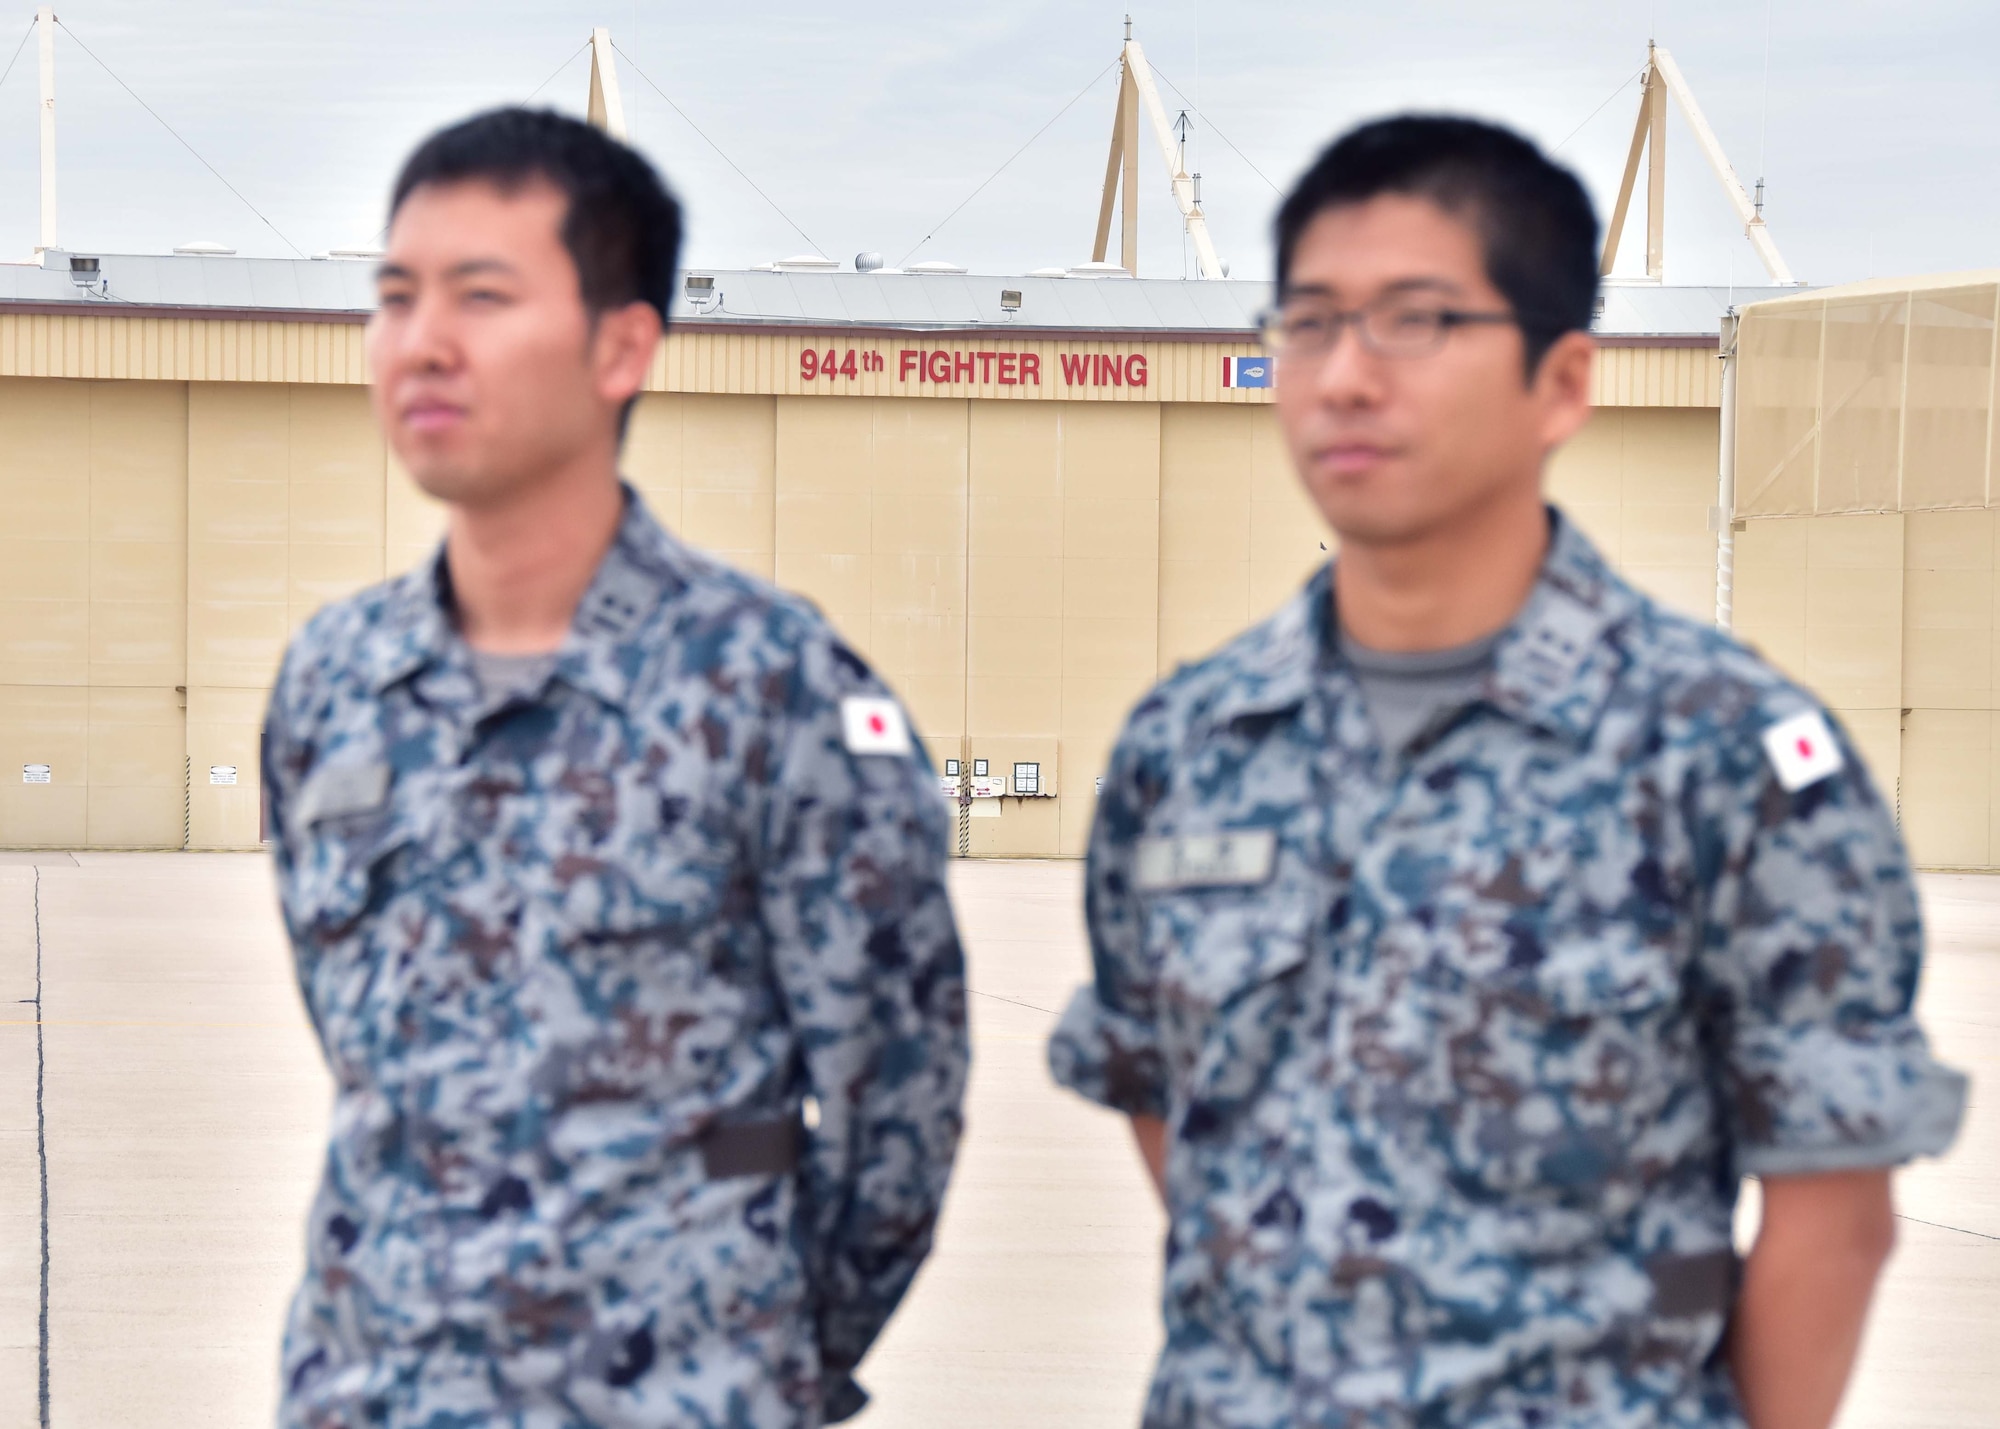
[[1048, 722, 1170, 1120], [1698, 703, 1968, 1178], [758, 633, 968, 1423]]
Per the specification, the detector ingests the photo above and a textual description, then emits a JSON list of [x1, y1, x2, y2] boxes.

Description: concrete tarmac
[[0, 854, 1990, 1427]]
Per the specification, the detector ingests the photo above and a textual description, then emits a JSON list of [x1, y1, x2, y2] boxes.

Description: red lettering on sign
[[1020, 352, 1041, 385], [1103, 353, 1125, 387], [899, 349, 918, 380], [841, 349, 858, 378], [1126, 354, 1147, 387], [998, 352, 1018, 385], [1060, 353, 1088, 384], [954, 350, 974, 382], [801, 349, 819, 380], [927, 350, 951, 383], [977, 351, 996, 382], [822, 348, 837, 377]]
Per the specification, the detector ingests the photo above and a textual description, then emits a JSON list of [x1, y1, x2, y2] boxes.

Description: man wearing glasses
[[1049, 116, 1962, 1429]]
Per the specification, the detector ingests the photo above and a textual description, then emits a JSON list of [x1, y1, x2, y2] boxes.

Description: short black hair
[[390, 107, 681, 326], [1274, 115, 1599, 373]]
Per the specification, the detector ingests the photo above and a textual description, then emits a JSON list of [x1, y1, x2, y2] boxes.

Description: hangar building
[[0, 248, 1769, 855]]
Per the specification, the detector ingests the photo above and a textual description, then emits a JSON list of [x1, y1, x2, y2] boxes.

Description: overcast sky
[[0, 1, 1990, 288]]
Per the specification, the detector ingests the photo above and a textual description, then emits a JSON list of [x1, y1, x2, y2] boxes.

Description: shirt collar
[[1210, 508, 1635, 742], [362, 483, 685, 712]]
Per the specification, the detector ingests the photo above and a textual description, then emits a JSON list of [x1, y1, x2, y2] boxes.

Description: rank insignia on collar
[[1761, 709, 1844, 792], [841, 696, 912, 756]]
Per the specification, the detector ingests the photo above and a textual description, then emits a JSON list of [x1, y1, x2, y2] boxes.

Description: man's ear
[[591, 301, 665, 410], [1531, 329, 1596, 451]]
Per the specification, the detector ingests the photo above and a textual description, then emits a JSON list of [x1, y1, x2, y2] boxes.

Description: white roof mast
[[585, 27, 627, 140], [1600, 41, 1798, 286], [1091, 16, 1225, 280], [37, 4, 55, 253]]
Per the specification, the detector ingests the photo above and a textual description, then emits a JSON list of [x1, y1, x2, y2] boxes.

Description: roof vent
[[1028, 266, 1067, 278], [327, 247, 384, 260], [773, 254, 838, 272], [1065, 262, 1130, 279], [173, 241, 235, 256], [906, 260, 967, 275], [854, 251, 885, 273]]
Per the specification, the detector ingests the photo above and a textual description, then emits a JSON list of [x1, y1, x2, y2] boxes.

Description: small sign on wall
[[209, 765, 239, 786], [21, 764, 50, 784]]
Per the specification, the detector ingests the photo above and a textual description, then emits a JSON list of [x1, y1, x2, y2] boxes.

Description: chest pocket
[[539, 758, 745, 954], [1388, 850, 1690, 1203], [287, 757, 417, 943], [1142, 864, 1318, 1123]]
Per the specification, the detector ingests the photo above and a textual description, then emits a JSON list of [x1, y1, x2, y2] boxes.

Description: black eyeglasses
[[1258, 299, 1534, 359]]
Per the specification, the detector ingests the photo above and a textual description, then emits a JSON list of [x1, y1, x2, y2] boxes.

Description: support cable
[[54, 18, 307, 257], [358, 38, 597, 255], [613, 41, 826, 257], [1552, 63, 1650, 154], [1145, 63, 1280, 194], [0, 17, 33, 95], [897, 56, 1117, 268], [524, 39, 592, 106]]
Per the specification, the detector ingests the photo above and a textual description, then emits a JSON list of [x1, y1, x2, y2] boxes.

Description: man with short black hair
[[264, 107, 967, 1428], [1050, 114, 1963, 1428]]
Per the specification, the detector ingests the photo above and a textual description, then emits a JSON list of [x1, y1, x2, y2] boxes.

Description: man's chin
[[400, 455, 515, 510], [1310, 489, 1435, 548], [393, 438, 496, 502]]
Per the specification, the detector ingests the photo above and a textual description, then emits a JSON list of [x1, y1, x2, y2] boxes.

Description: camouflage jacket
[[1049, 511, 1965, 1429], [264, 489, 968, 1429]]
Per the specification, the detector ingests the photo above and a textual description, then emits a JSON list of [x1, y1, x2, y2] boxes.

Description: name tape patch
[[1134, 829, 1278, 892], [1761, 709, 1844, 793], [296, 760, 390, 826], [840, 696, 912, 756]]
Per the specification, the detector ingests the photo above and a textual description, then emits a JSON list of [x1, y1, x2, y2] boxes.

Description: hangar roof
[[0, 247, 1789, 341]]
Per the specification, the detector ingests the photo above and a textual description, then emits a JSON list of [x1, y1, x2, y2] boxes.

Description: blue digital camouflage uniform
[[1049, 510, 1966, 1429], [264, 488, 968, 1429]]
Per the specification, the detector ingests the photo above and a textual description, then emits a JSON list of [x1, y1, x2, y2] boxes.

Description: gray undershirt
[[470, 649, 558, 707], [1339, 625, 1501, 753]]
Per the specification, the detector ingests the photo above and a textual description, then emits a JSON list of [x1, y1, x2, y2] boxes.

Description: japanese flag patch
[[841, 696, 912, 756], [1761, 709, 1844, 792]]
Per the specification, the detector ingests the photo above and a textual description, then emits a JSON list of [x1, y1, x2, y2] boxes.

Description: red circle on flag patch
[[1797, 737, 1813, 758], [869, 713, 886, 735]]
